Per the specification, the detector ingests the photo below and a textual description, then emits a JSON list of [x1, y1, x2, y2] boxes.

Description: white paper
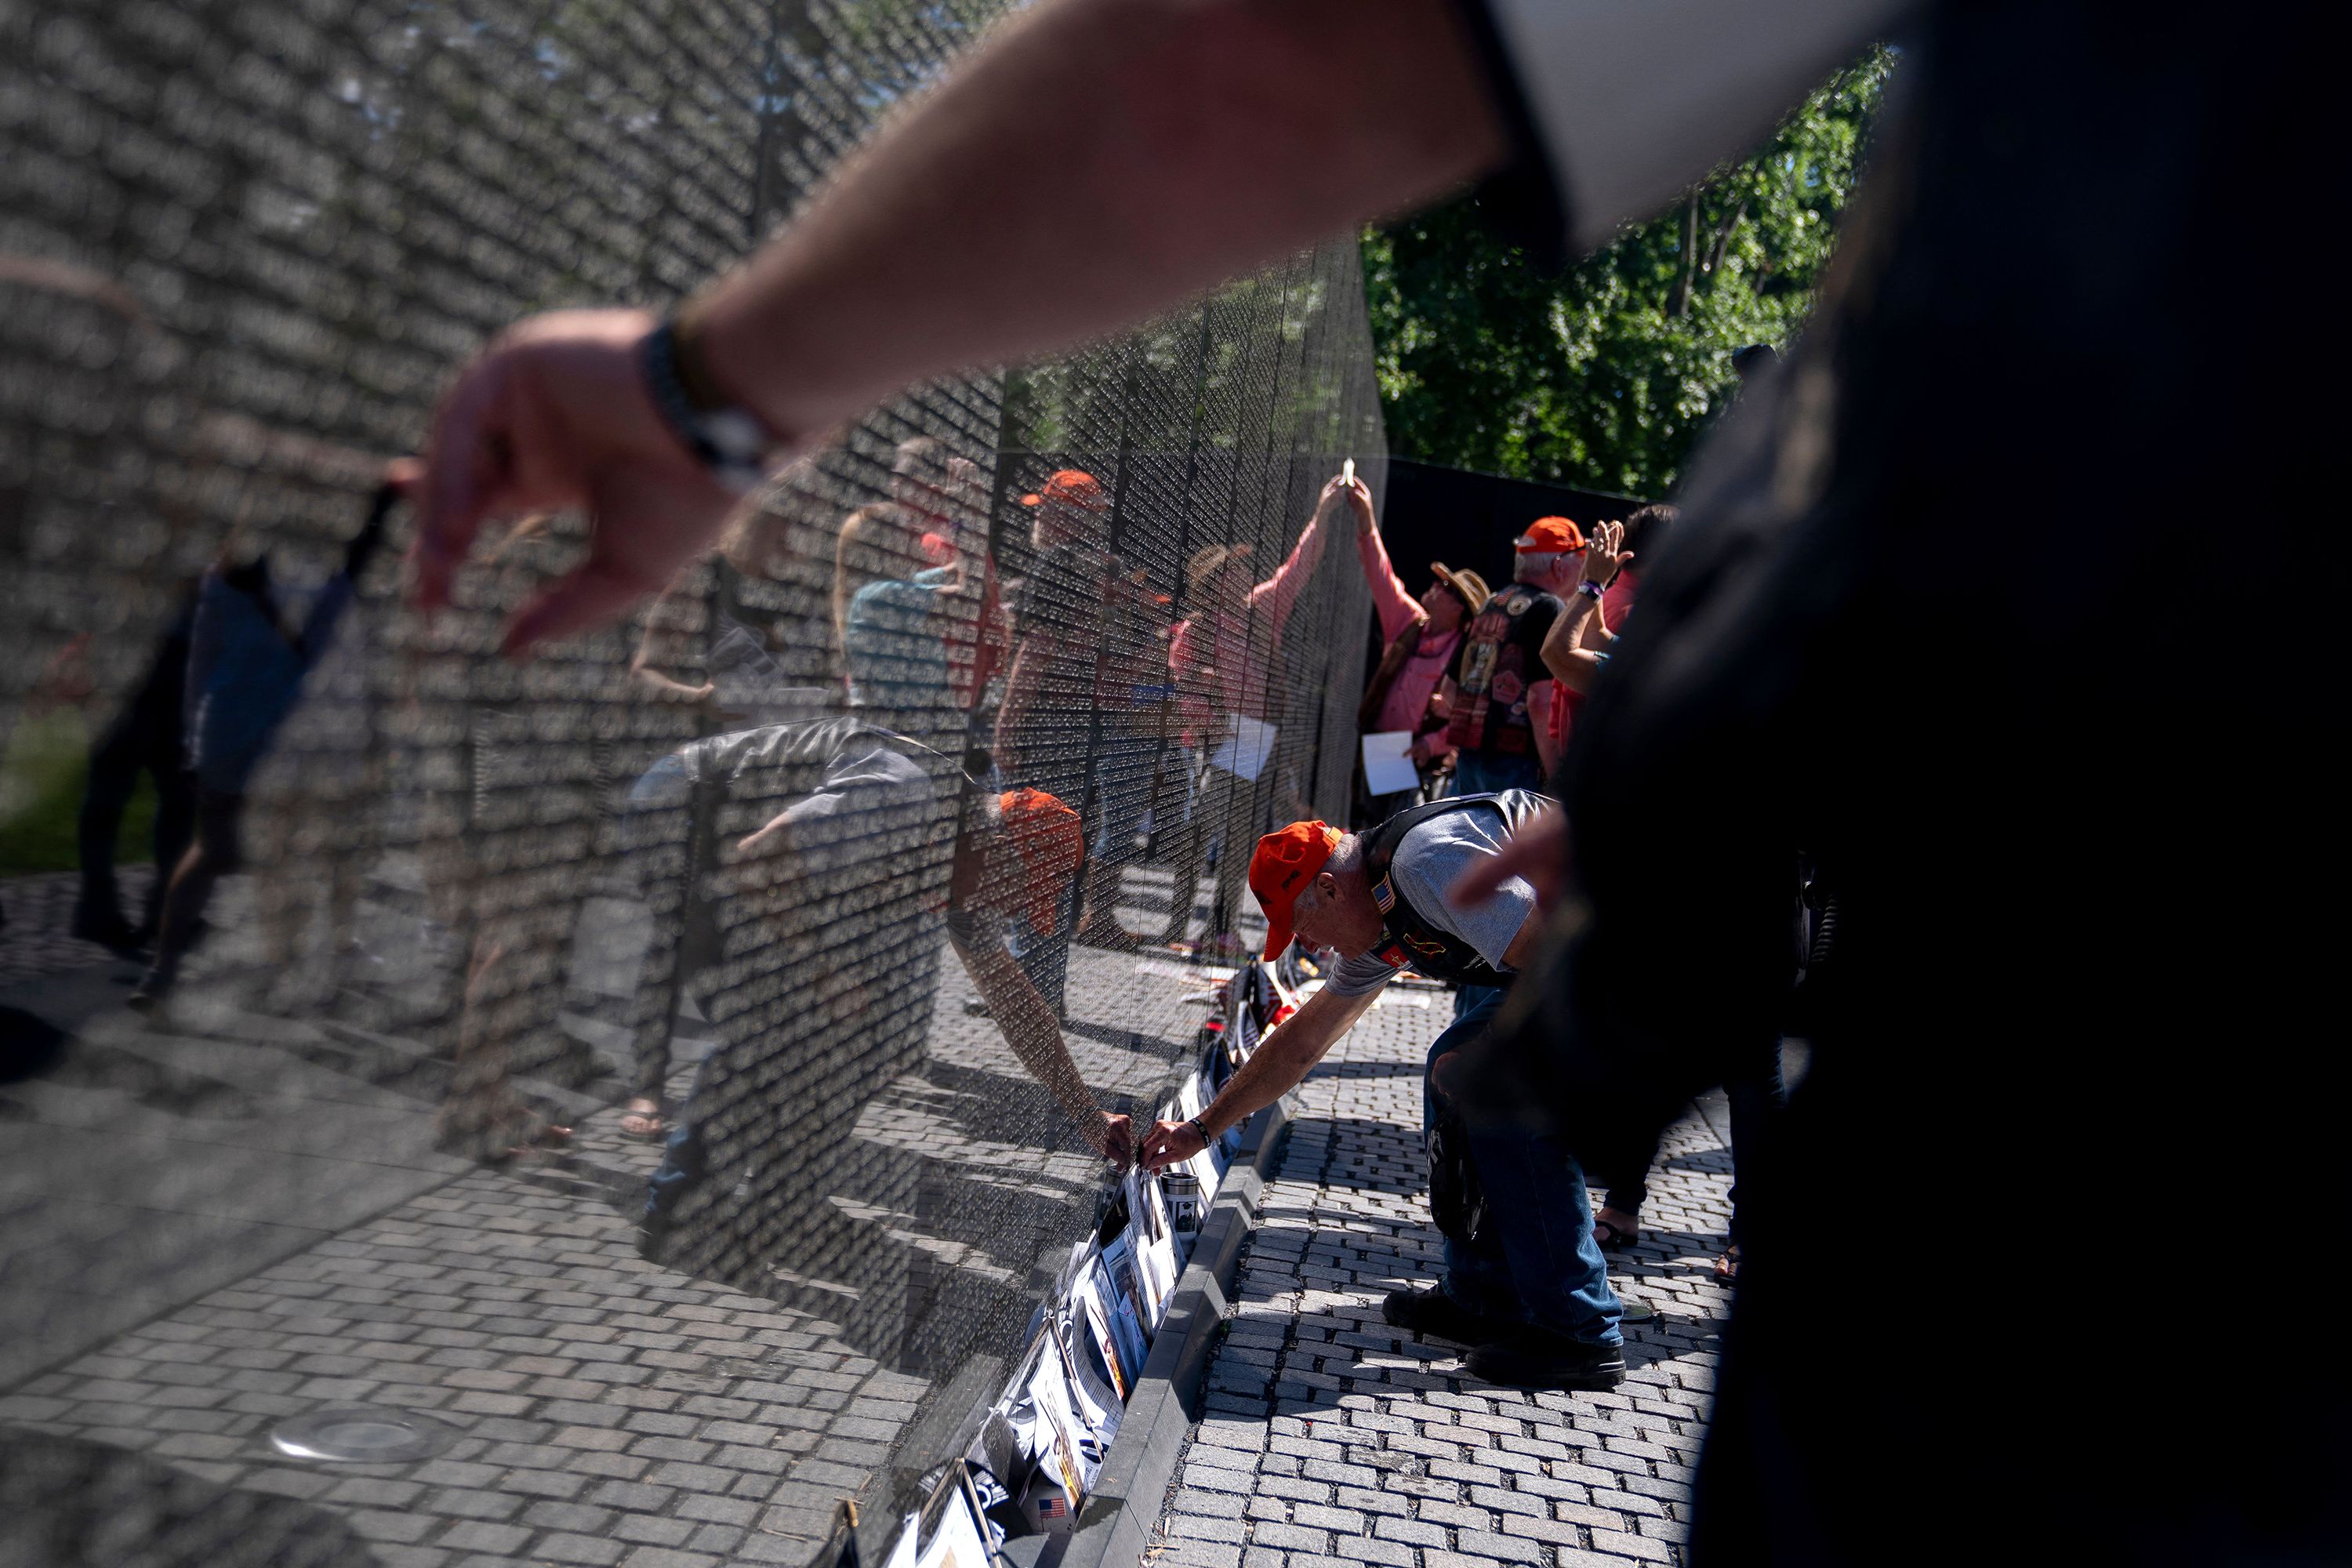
[[1207, 715, 1276, 782], [1360, 730, 1419, 796], [1126, 1169, 1179, 1325], [916, 1479, 996, 1568], [885, 1512, 921, 1568]]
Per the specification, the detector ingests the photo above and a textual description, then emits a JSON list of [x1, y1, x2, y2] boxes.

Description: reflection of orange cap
[[1249, 819, 1343, 960], [1513, 516, 1584, 554], [999, 788, 1082, 937], [1019, 470, 1110, 511]]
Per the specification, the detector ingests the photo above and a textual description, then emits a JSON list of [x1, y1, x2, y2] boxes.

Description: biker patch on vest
[[1446, 585, 1548, 755]]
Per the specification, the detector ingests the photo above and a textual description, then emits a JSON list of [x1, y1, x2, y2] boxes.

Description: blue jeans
[[1451, 750, 1544, 797], [1425, 985, 1621, 1345]]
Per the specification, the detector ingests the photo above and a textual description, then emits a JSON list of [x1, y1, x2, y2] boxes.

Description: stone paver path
[[1149, 992, 1737, 1568]]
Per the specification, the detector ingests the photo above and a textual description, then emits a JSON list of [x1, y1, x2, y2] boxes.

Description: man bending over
[[1138, 790, 1621, 1390]]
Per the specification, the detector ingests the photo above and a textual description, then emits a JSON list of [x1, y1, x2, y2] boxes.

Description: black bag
[[1426, 1105, 1488, 1245]]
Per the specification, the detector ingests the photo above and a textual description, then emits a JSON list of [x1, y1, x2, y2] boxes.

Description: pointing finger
[[409, 359, 514, 613]]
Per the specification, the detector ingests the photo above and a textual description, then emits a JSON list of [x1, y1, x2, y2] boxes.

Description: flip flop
[[1592, 1218, 1639, 1249]]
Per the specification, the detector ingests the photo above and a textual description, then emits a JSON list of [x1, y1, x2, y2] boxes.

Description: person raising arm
[[1539, 517, 1632, 696]]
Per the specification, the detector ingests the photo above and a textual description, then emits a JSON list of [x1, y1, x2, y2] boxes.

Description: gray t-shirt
[[1324, 799, 1539, 997]]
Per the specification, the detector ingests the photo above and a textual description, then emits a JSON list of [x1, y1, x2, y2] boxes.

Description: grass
[[0, 711, 158, 877]]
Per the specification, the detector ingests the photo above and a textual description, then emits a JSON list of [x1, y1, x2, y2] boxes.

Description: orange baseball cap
[[1249, 819, 1344, 960], [1513, 516, 1585, 554], [1019, 469, 1110, 511], [999, 788, 1083, 937]]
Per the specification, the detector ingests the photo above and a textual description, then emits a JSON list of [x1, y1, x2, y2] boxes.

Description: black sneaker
[[71, 908, 143, 950], [1381, 1286, 1514, 1345], [1465, 1328, 1627, 1391]]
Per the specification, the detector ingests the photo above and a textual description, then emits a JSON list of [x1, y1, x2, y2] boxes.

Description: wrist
[[1576, 579, 1606, 600], [1187, 1115, 1213, 1147], [641, 314, 793, 495]]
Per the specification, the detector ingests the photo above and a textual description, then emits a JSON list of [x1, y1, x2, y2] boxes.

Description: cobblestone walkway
[[1149, 993, 1734, 1568], [0, 865, 1228, 1568]]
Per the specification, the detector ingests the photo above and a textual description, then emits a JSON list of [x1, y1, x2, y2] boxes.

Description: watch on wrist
[[641, 317, 790, 495], [1577, 579, 1606, 600]]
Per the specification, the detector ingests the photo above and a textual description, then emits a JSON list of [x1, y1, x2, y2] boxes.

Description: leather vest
[[1445, 583, 1554, 755], [1359, 789, 1550, 987]]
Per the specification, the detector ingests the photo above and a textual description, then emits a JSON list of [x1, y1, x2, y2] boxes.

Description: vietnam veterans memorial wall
[[0, 2, 1386, 1564]]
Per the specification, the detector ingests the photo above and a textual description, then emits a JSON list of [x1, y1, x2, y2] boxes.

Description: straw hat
[[1428, 562, 1490, 614]]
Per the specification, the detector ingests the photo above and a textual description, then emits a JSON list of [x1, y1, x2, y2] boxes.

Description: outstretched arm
[[1139, 982, 1380, 1170], [408, 0, 1505, 652], [1347, 477, 1423, 642], [950, 917, 1132, 1166]]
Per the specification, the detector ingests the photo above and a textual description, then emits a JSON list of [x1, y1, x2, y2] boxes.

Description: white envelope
[[1207, 715, 1276, 781], [1359, 729, 1419, 796]]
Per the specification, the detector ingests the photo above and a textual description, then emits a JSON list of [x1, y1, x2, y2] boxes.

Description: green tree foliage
[[1363, 49, 1893, 495]]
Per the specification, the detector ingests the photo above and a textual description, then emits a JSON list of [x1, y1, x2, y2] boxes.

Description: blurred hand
[[1582, 519, 1632, 586], [1448, 804, 1570, 914], [1430, 1048, 1467, 1100], [1340, 475, 1376, 535], [1408, 734, 1432, 767], [401, 307, 742, 655], [1139, 1116, 1207, 1173]]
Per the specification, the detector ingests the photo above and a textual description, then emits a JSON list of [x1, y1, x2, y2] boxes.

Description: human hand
[[1447, 803, 1570, 914], [1429, 1049, 1468, 1101], [1091, 1111, 1134, 1170], [1581, 519, 1632, 586], [1341, 476, 1376, 535], [404, 307, 743, 655], [1138, 1116, 1207, 1173], [1409, 734, 1433, 767]]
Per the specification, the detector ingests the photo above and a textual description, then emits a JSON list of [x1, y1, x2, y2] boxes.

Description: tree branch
[[1703, 196, 1750, 280], [1670, 191, 1699, 318]]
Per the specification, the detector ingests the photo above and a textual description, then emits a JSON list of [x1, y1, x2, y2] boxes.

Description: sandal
[[1714, 1244, 1741, 1285], [1592, 1218, 1639, 1250], [619, 1097, 669, 1140]]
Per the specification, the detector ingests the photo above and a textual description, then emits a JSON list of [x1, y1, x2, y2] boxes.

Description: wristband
[[640, 318, 789, 495], [1187, 1116, 1212, 1148], [1576, 579, 1606, 600]]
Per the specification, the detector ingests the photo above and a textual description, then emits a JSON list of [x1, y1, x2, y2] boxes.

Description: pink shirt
[[1171, 508, 1332, 739], [1352, 525, 1463, 735]]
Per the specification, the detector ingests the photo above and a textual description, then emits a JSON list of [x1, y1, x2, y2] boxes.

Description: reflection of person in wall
[[870, 437, 1007, 716], [629, 501, 808, 726], [71, 579, 199, 950], [129, 491, 391, 1014], [407, 510, 612, 1163], [991, 468, 1174, 988], [834, 503, 954, 720], [1160, 472, 1352, 955], [633, 720, 1129, 1279]]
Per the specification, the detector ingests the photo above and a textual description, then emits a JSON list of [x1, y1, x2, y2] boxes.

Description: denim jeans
[[1450, 750, 1544, 798], [1425, 985, 1621, 1345]]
